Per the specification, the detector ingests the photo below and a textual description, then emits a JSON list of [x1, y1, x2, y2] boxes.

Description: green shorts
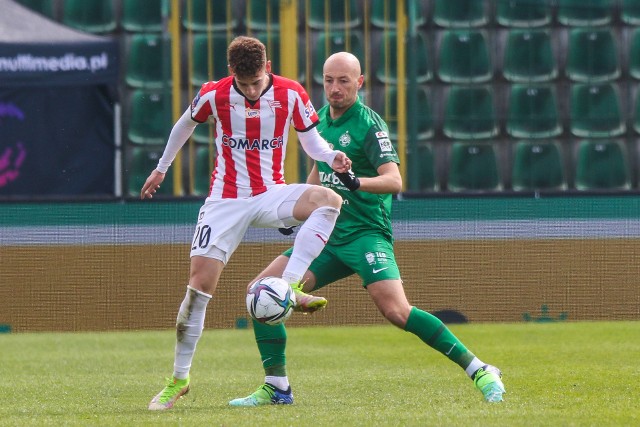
[[283, 233, 400, 290]]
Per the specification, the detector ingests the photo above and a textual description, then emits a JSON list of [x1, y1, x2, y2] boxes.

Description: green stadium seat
[[628, 28, 640, 80], [122, 0, 163, 33], [252, 32, 305, 83], [570, 83, 625, 138], [512, 140, 566, 191], [128, 147, 175, 197], [307, 0, 361, 30], [182, 0, 237, 32], [16, 0, 55, 19], [125, 33, 171, 89], [192, 119, 216, 144], [437, 30, 492, 84], [503, 29, 557, 83], [622, 0, 640, 25], [191, 33, 233, 86], [575, 140, 630, 190], [507, 84, 562, 139], [313, 31, 364, 84], [566, 28, 620, 83], [375, 30, 431, 84], [193, 145, 215, 196], [443, 86, 498, 140], [495, 0, 553, 28], [411, 143, 437, 191], [633, 90, 640, 134], [245, 0, 280, 32], [375, 85, 434, 141], [371, 0, 425, 29], [127, 89, 171, 145], [447, 142, 501, 192], [557, 0, 613, 27], [62, 0, 116, 34], [433, 0, 488, 28]]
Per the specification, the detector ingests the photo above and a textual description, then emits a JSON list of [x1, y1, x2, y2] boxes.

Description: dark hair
[[227, 36, 267, 78]]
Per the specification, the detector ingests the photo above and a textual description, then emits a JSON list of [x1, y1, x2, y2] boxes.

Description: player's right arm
[[140, 108, 198, 199]]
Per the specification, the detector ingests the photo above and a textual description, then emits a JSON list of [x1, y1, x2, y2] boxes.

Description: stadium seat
[[433, 0, 489, 28], [622, 0, 640, 25], [633, 90, 640, 134], [575, 140, 630, 190], [125, 33, 171, 89], [503, 29, 557, 83], [16, 0, 55, 19], [495, 0, 553, 28], [413, 143, 437, 191], [557, 0, 613, 27], [122, 0, 163, 33], [313, 31, 364, 84], [62, 0, 116, 34], [443, 86, 498, 140], [375, 85, 434, 141], [628, 28, 640, 80], [374, 30, 431, 84], [447, 142, 501, 191], [570, 83, 625, 138], [192, 119, 216, 144], [566, 28, 620, 83], [245, 0, 280, 32], [128, 147, 175, 197], [370, 0, 425, 29], [193, 145, 215, 196], [437, 30, 492, 84], [307, 0, 361, 30], [190, 33, 233, 86], [511, 140, 566, 191], [507, 84, 562, 139], [182, 0, 237, 32], [252, 32, 305, 83], [127, 89, 171, 145]]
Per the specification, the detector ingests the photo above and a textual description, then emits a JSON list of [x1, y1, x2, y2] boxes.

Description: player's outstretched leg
[[472, 365, 506, 402], [148, 376, 190, 410], [229, 383, 293, 406], [291, 281, 327, 313]]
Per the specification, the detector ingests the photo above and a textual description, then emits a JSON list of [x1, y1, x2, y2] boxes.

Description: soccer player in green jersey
[[229, 52, 505, 406]]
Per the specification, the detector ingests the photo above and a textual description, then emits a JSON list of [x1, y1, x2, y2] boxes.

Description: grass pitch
[[2, 321, 639, 426]]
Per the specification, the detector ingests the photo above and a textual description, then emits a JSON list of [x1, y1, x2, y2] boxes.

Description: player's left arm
[[356, 161, 402, 194]]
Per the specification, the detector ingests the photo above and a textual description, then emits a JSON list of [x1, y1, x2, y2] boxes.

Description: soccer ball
[[246, 276, 296, 325]]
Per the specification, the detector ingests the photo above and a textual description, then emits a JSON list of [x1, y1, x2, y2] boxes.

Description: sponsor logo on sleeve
[[304, 100, 316, 119], [377, 137, 393, 152]]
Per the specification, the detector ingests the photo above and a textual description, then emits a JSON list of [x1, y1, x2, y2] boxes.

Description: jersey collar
[[326, 96, 362, 127]]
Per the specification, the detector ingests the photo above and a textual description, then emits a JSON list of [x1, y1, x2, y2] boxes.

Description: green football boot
[[148, 376, 190, 410], [229, 383, 294, 406], [290, 281, 327, 313], [473, 365, 505, 402]]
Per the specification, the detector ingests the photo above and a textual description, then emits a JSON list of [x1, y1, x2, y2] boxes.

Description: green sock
[[252, 319, 287, 377], [404, 306, 475, 369]]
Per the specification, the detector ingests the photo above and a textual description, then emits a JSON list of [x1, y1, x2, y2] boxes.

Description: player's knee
[[309, 186, 342, 210], [381, 306, 411, 329], [323, 188, 343, 210]]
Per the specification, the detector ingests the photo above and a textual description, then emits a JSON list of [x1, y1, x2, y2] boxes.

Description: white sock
[[173, 286, 212, 379], [465, 357, 485, 378], [282, 206, 339, 284], [265, 375, 290, 391]]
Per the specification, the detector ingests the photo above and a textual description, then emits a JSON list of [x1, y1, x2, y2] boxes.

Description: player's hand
[[335, 170, 360, 191], [140, 169, 165, 199], [331, 151, 351, 173]]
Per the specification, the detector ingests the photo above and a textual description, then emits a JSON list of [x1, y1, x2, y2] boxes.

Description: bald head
[[323, 52, 364, 118], [323, 52, 362, 78]]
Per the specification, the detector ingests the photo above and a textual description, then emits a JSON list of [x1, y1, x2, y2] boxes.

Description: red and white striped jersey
[[191, 74, 319, 199]]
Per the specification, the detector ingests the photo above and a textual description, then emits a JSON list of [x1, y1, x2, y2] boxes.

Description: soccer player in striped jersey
[[143, 36, 351, 411], [229, 52, 505, 406]]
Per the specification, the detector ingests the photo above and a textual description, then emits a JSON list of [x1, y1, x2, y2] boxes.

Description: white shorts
[[189, 183, 311, 263]]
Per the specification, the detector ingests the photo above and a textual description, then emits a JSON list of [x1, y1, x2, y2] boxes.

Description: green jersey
[[315, 97, 400, 245]]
